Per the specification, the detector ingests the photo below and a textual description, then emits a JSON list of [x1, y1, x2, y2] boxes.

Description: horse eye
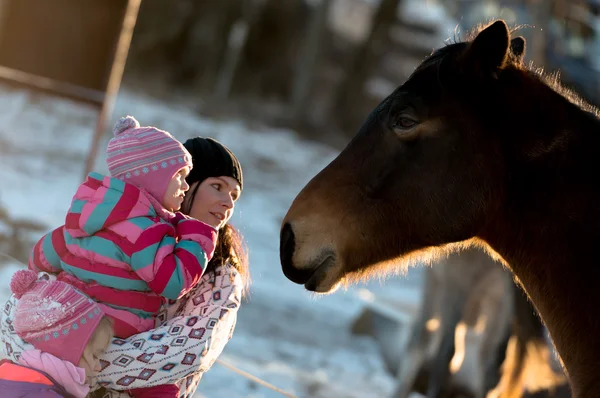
[[394, 117, 417, 129]]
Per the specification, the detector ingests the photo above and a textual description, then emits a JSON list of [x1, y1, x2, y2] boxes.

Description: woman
[[0, 137, 250, 398]]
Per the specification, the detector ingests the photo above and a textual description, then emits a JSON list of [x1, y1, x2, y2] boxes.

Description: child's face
[[163, 167, 191, 211], [78, 321, 112, 382]]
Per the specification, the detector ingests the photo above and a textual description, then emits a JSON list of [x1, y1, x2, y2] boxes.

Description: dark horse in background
[[392, 248, 565, 398], [392, 248, 515, 398], [280, 20, 600, 397]]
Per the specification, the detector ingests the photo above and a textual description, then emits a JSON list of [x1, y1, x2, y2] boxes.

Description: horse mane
[[420, 21, 600, 118], [531, 67, 600, 117]]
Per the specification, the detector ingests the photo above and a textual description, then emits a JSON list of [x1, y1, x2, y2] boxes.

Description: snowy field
[[0, 82, 428, 398]]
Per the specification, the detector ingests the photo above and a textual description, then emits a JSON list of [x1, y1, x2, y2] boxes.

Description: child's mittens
[[171, 211, 192, 225], [176, 219, 218, 260]]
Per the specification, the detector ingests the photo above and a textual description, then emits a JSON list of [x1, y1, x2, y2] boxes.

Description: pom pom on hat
[[10, 270, 38, 299], [113, 115, 140, 137]]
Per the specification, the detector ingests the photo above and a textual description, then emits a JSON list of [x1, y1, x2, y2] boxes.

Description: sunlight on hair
[[488, 336, 566, 398], [450, 322, 467, 374], [335, 238, 498, 292]]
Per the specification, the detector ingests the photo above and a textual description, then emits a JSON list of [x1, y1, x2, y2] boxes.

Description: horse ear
[[510, 36, 526, 64], [464, 20, 511, 79]]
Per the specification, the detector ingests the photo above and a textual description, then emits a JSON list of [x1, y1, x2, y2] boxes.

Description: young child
[[27, 115, 218, 396], [0, 269, 113, 398]]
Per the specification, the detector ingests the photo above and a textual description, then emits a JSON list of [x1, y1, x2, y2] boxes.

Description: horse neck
[[495, 69, 600, 155], [482, 219, 600, 396], [498, 79, 600, 223], [480, 96, 600, 395]]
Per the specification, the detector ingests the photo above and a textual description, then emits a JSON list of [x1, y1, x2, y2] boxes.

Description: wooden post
[[83, 0, 141, 179], [214, 0, 257, 103], [289, 0, 331, 122]]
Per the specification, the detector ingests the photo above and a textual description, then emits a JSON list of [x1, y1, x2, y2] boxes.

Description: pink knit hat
[[106, 115, 193, 203], [10, 270, 104, 365]]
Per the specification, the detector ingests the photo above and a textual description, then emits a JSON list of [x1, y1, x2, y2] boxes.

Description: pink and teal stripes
[[28, 172, 217, 338]]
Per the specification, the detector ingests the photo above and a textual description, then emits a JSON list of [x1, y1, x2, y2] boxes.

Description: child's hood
[[65, 172, 173, 237]]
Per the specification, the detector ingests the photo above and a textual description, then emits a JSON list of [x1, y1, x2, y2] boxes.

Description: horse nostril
[[280, 223, 313, 284], [280, 223, 296, 278]]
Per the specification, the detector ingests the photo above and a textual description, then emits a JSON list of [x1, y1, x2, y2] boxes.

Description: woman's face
[[184, 176, 241, 229]]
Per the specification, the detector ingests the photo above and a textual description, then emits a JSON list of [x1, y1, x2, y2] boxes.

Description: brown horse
[[280, 20, 600, 397]]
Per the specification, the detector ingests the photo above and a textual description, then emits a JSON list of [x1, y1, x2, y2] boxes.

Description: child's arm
[[28, 226, 64, 274], [130, 218, 217, 300]]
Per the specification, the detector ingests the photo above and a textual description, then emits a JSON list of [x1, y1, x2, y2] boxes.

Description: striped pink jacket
[[29, 172, 218, 337]]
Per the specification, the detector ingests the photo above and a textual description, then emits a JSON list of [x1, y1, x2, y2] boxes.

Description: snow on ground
[[0, 82, 426, 397]]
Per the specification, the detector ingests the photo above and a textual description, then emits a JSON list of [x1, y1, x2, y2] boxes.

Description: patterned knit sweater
[[1, 264, 243, 395], [28, 172, 218, 337]]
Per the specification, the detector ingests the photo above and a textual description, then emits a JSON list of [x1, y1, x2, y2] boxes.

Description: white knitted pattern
[[1, 264, 242, 397]]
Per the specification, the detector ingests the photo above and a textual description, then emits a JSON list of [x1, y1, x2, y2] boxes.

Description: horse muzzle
[[280, 222, 337, 291]]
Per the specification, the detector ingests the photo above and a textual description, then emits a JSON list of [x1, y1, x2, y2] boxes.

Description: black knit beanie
[[182, 137, 243, 190]]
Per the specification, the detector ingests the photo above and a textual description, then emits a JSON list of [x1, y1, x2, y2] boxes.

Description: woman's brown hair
[[207, 223, 250, 296]]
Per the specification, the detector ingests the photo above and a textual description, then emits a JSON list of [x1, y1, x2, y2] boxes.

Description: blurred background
[[122, 0, 600, 141], [0, 0, 591, 397]]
